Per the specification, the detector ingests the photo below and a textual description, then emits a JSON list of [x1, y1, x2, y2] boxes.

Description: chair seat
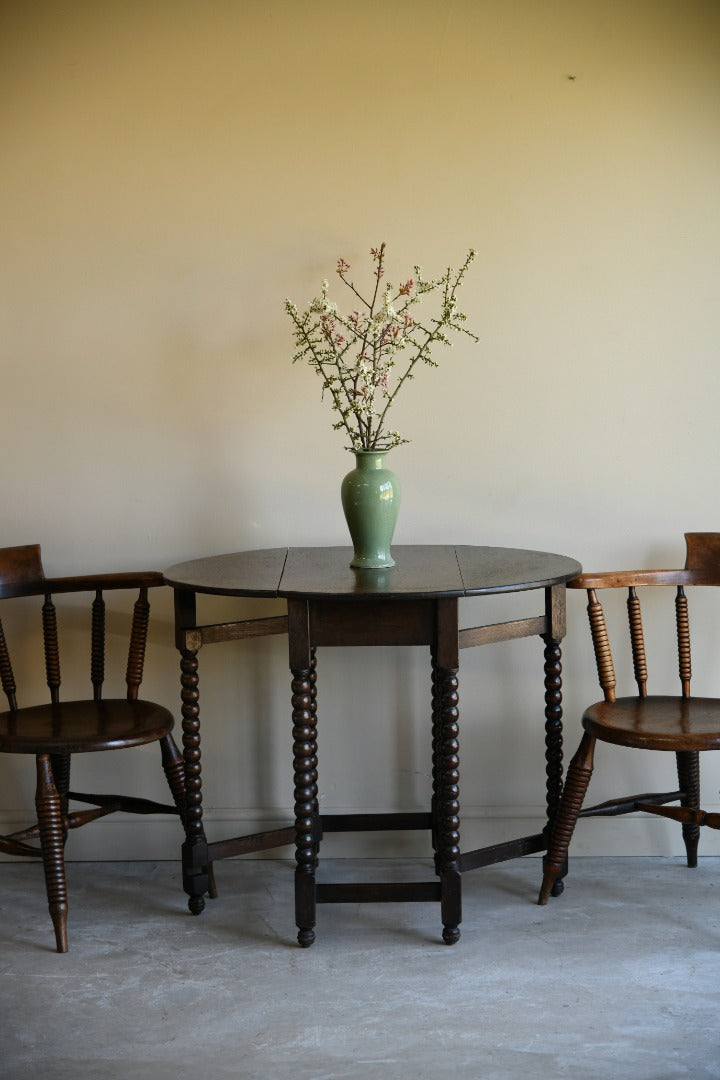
[[583, 695, 720, 752], [0, 699, 175, 754]]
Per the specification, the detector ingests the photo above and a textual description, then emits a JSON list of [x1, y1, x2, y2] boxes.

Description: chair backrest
[[684, 532, 720, 575], [0, 544, 165, 710], [568, 533, 720, 704]]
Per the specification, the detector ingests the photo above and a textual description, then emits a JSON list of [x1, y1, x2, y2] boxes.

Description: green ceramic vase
[[341, 450, 400, 568]]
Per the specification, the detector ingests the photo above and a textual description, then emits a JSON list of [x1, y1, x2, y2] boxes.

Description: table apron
[[289, 598, 558, 655], [303, 597, 440, 649]]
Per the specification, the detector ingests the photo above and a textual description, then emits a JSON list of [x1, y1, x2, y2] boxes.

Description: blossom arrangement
[[285, 243, 478, 452]]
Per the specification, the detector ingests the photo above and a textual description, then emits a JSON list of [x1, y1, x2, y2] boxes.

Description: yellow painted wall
[[2, 0, 720, 858]]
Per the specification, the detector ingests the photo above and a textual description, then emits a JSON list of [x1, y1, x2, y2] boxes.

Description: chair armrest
[[568, 569, 697, 590], [43, 571, 166, 594], [1, 571, 165, 598]]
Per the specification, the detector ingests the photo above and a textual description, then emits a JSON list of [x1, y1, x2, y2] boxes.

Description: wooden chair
[[0, 544, 186, 951], [538, 532, 720, 906]]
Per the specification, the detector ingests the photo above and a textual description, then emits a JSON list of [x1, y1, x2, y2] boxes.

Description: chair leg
[[50, 753, 71, 840], [538, 732, 596, 906], [36, 754, 69, 953], [160, 733, 186, 814], [676, 750, 700, 868], [160, 734, 217, 900]]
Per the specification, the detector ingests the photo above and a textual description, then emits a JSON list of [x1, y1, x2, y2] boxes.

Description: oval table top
[[164, 545, 581, 600]]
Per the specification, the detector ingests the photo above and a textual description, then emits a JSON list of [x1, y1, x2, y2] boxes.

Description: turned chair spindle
[[676, 586, 692, 696], [91, 589, 105, 700], [587, 588, 616, 701], [42, 594, 61, 704], [627, 586, 648, 697]]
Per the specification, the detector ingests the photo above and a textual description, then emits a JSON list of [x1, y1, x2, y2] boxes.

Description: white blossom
[[285, 244, 478, 451]]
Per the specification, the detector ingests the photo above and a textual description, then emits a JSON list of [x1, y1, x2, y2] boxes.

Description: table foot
[[182, 838, 212, 915], [442, 926, 461, 945], [188, 894, 205, 916], [297, 928, 315, 948]]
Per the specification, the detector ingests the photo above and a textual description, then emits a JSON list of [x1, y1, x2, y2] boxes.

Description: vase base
[[350, 554, 395, 569]]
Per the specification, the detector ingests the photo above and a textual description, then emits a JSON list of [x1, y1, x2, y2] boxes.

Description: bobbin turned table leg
[[173, 588, 214, 914], [308, 649, 320, 865], [288, 600, 318, 947], [542, 584, 567, 897], [430, 659, 440, 873], [434, 599, 461, 945], [180, 646, 211, 915], [434, 660, 461, 944], [292, 664, 317, 947]]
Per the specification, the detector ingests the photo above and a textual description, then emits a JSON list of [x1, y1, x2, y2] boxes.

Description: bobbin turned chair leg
[[49, 752, 71, 841], [35, 754, 69, 953], [538, 732, 596, 906], [160, 734, 218, 900], [676, 749, 701, 868]]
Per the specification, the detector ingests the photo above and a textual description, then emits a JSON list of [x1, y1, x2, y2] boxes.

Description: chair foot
[[537, 866, 566, 904], [539, 849, 568, 903], [685, 838, 699, 868], [537, 877, 555, 906], [442, 925, 461, 945], [50, 904, 69, 953], [297, 928, 315, 948], [682, 813, 700, 868]]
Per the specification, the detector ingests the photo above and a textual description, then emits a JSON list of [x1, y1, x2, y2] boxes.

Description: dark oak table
[[164, 545, 581, 946]]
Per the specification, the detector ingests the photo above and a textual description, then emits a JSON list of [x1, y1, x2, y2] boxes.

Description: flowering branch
[[285, 243, 478, 452]]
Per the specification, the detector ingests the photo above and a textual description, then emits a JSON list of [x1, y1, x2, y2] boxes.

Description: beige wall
[[2, 0, 720, 858]]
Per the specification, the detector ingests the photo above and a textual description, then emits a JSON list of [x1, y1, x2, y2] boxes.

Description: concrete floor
[[1, 857, 719, 1080]]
